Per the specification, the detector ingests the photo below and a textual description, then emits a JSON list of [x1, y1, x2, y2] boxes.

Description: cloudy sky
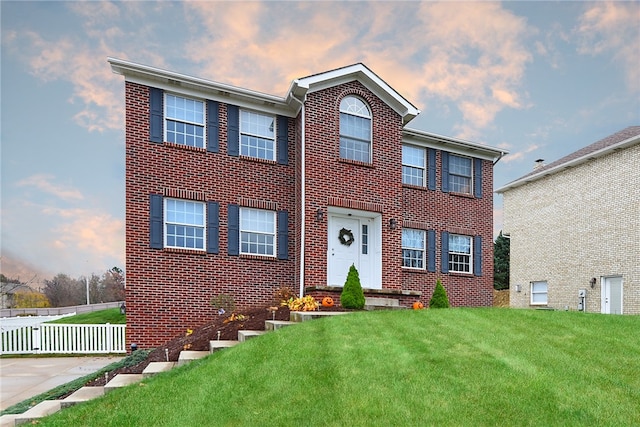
[[1, 1, 638, 284]]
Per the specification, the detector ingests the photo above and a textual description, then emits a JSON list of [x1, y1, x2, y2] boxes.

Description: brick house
[[109, 58, 507, 348], [497, 126, 640, 314]]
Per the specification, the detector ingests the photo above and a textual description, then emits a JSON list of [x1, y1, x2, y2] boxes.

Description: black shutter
[[474, 158, 482, 198], [474, 235, 482, 276], [427, 230, 436, 272], [277, 210, 289, 260], [207, 202, 220, 254], [277, 115, 288, 165], [441, 231, 449, 273], [227, 204, 239, 256], [149, 88, 163, 143], [428, 148, 436, 191], [441, 151, 450, 193], [207, 101, 219, 153], [150, 194, 163, 249], [227, 105, 239, 157]]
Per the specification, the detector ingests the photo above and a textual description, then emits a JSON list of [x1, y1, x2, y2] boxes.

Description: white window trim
[[164, 93, 206, 148], [163, 198, 206, 251], [339, 96, 372, 163], [530, 281, 548, 306], [402, 144, 426, 187], [402, 228, 426, 270], [239, 207, 277, 257], [449, 234, 472, 274], [240, 109, 276, 161], [449, 153, 473, 195]]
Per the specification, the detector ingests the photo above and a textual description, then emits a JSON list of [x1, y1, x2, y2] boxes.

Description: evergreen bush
[[340, 264, 366, 309], [429, 279, 450, 308]]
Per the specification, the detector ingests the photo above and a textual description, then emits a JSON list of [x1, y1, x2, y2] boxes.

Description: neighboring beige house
[[497, 126, 640, 314]]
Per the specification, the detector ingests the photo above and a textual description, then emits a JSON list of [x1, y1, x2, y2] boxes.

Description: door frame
[[326, 206, 382, 289]]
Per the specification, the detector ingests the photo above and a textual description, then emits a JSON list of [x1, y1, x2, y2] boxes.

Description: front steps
[[2, 308, 362, 426]]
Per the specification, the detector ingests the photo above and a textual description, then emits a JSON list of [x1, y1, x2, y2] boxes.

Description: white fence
[[1, 323, 126, 355]]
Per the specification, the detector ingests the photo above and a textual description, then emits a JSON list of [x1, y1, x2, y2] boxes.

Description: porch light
[[590, 277, 597, 288], [316, 209, 324, 221], [389, 218, 397, 229]]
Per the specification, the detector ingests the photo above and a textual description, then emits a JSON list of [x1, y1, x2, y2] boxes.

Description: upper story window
[[449, 154, 473, 194], [531, 281, 548, 305], [339, 96, 371, 163], [240, 207, 276, 256], [165, 94, 205, 148], [240, 110, 276, 161], [448, 234, 472, 273], [402, 145, 426, 186], [165, 198, 205, 250], [402, 228, 425, 269]]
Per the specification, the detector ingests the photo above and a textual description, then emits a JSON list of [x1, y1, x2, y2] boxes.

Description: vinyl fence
[[0, 323, 126, 355]]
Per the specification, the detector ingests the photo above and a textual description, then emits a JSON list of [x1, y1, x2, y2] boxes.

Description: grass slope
[[46, 308, 126, 324], [38, 309, 639, 426]]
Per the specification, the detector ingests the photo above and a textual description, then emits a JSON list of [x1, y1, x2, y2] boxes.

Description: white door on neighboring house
[[327, 213, 381, 289], [601, 276, 623, 314]]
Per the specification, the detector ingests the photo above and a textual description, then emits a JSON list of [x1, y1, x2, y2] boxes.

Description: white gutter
[[299, 101, 306, 298]]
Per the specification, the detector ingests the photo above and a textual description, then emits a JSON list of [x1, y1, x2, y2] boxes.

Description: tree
[[43, 273, 85, 307], [13, 290, 50, 308], [494, 231, 510, 290], [429, 279, 450, 308], [100, 267, 125, 302], [340, 264, 365, 309]]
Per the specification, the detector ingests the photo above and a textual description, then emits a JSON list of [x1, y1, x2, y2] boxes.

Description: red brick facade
[[113, 60, 503, 349]]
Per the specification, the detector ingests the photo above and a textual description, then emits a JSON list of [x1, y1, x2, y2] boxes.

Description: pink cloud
[[17, 174, 84, 201]]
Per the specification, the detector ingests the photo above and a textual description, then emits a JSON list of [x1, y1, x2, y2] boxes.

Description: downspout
[[299, 101, 306, 298]]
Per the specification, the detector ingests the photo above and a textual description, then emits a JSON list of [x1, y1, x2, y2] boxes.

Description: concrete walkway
[[0, 356, 123, 411]]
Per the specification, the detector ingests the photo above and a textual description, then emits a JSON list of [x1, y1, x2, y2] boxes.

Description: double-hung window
[[165, 94, 205, 148], [165, 198, 205, 250], [240, 110, 276, 161], [449, 154, 472, 194], [339, 96, 371, 163], [402, 145, 425, 186], [531, 281, 548, 305], [240, 208, 276, 256], [402, 229, 425, 269], [448, 234, 472, 273]]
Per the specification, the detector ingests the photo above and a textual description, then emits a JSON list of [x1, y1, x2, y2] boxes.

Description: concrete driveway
[[0, 356, 122, 411]]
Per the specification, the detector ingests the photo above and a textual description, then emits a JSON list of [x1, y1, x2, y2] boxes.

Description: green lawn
[[37, 308, 639, 426], [46, 308, 125, 325]]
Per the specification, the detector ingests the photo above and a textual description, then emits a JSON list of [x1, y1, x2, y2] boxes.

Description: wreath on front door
[[338, 228, 355, 246]]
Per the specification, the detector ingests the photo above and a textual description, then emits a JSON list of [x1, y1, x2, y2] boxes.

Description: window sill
[[239, 254, 279, 261], [163, 247, 207, 255], [162, 142, 207, 153], [402, 267, 433, 274], [239, 155, 277, 165], [402, 184, 431, 192], [448, 272, 474, 278], [449, 191, 475, 199], [339, 158, 374, 168]]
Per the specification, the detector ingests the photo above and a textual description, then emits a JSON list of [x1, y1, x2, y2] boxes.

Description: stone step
[[177, 351, 210, 366], [14, 400, 61, 425], [264, 320, 297, 331], [365, 297, 400, 307], [210, 340, 239, 352], [290, 311, 350, 322], [238, 330, 266, 342], [60, 386, 105, 408], [104, 374, 144, 392], [0, 414, 19, 427], [142, 362, 176, 378]]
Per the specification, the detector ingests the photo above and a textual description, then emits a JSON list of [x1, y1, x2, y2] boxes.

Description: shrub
[[429, 279, 450, 308], [274, 286, 296, 305], [283, 295, 319, 311], [340, 264, 365, 309]]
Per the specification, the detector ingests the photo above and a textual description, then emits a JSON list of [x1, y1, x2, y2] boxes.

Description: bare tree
[[43, 273, 85, 307]]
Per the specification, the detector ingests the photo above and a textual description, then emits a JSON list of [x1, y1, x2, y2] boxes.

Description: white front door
[[601, 276, 623, 314], [327, 213, 381, 289]]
